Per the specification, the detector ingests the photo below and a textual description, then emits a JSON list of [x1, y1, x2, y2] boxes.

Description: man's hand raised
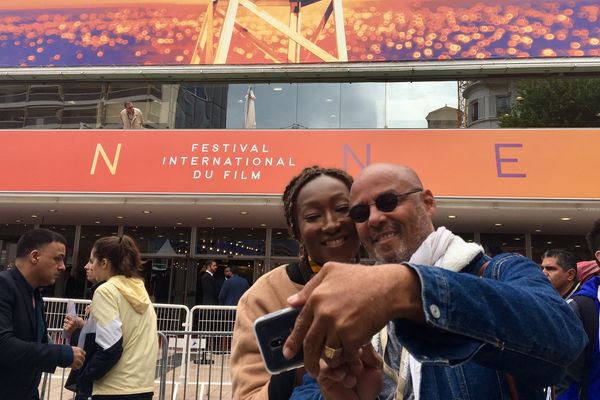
[[283, 262, 421, 377]]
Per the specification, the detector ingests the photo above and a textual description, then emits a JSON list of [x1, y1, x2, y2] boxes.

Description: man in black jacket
[[201, 259, 219, 305], [0, 229, 85, 400]]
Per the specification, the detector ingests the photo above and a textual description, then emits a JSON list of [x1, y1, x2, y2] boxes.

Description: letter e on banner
[[90, 143, 122, 175], [494, 143, 526, 178]]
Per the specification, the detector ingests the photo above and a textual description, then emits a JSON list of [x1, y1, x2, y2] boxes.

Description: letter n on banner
[[344, 144, 371, 172], [90, 143, 122, 175]]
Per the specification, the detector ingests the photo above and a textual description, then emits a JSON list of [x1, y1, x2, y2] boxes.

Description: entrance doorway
[[192, 258, 264, 305]]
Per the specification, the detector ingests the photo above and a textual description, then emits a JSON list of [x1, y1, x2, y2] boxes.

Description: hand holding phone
[[253, 307, 304, 374]]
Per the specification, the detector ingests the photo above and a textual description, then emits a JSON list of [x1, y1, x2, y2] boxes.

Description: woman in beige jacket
[[231, 166, 362, 400]]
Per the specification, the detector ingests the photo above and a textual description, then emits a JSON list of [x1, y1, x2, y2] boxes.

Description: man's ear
[[422, 189, 436, 217], [29, 250, 39, 264], [595, 250, 600, 265], [568, 268, 577, 282]]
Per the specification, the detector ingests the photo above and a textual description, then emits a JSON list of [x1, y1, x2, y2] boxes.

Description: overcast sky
[[227, 81, 459, 129]]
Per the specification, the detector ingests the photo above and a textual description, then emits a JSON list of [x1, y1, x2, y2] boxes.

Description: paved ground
[[40, 351, 233, 400]]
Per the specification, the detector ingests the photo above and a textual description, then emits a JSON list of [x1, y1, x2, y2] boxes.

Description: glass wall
[[3, 77, 600, 129], [0, 222, 594, 302], [196, 227, 266, 257], [531, 234, 591, 264], [480, 233, 527, 257], [0, 223, 33, 271], [0, 81, 462, 130], [271, 228, 298, 257], [124, 225, 191, 255]]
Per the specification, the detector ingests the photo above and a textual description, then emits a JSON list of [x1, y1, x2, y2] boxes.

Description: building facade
[[1, 0, 600, 304]]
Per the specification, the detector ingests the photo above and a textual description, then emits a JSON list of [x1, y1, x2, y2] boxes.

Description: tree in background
[[499, 78, 600, 128]]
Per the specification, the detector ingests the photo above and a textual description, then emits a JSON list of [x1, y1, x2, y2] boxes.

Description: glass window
[[39, 224, 76, 255], [226, 84, 250, 129], [175, 84, 227, 129], [0, 108, 25, 128], [342, 82, 384, 128], [496, 95, 511, 116], [0, 84, 27, 104], [196, 227, 266, 256], [28, 84, 62, 103], [455, 232, 475, 243], [62, 105, 99, 128], [227, 83, 299, 129], [123, 226, 191, 255], [62, 83, 105, 102], [297, 83, 341, 128], [480, 233, 526, 256], [106, 83, 159, 101], [78, 225, 119, 268], [469, 100, 479, 122], [25, 106, 61, 127], [0, 224, 33, 271], [386, 82, 457, 128], [271, 228, 299, 257], [531, 234, 590, 263], [261, 84, 298, 129]]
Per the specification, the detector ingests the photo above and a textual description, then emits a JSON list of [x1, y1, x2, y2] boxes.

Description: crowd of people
[[0, 162, 599, 400]]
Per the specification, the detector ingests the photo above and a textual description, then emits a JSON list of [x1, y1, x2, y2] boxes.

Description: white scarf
[[406, 226, 483, 400]]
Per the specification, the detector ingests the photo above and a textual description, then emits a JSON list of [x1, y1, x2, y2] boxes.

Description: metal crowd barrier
[[39, 298, 236, 400]]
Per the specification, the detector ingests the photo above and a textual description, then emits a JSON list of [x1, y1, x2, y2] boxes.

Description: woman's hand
[[317, 344, 383, 400], [63, 314, 84, 334]]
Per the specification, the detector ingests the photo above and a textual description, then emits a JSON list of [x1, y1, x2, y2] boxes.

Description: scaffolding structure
[[191, 0, 347, 64]]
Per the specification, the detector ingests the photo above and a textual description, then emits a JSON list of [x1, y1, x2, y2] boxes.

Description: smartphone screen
[[253, 307, 304, 374]]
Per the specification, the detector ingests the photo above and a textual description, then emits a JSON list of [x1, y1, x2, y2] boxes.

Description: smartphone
[[253, 307, 304, 374]]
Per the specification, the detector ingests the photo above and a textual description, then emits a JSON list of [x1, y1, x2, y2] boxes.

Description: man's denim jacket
[[395, 253, 587, 400]]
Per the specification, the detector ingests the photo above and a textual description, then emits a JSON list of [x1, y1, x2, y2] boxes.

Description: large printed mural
[[0, 0, 598, 67]]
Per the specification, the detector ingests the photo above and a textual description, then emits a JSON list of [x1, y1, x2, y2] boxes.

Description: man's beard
[[373, 207, 431, 264], [374, 240, 412, 264]]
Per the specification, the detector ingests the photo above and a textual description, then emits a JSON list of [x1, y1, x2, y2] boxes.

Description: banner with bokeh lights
[[1, 0, 598, 67]]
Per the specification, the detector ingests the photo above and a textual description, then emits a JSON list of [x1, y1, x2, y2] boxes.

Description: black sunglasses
[[349, 188, 423, 223]]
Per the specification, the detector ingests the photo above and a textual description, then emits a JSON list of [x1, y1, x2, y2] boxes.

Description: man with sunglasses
[[284, 163, 586, 400]]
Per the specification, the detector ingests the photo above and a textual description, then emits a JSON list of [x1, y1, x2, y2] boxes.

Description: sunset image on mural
[[0, 0, 598, 67]]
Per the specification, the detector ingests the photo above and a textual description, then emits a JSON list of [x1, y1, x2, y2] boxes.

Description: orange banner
[[0, 129, 598, 199]]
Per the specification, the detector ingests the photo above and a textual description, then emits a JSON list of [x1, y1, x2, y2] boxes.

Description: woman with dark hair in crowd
[[76, 235, 158, 400], [231, 166, 382, 399]]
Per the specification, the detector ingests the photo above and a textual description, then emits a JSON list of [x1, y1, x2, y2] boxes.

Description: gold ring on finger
[[322, 345, 343, 360]]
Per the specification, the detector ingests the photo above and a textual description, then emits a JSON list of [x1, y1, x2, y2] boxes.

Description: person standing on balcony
[[120, 102, 144, 129]]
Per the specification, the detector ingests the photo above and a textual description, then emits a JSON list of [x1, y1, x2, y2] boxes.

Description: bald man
[[284, 163, 586, 400]]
